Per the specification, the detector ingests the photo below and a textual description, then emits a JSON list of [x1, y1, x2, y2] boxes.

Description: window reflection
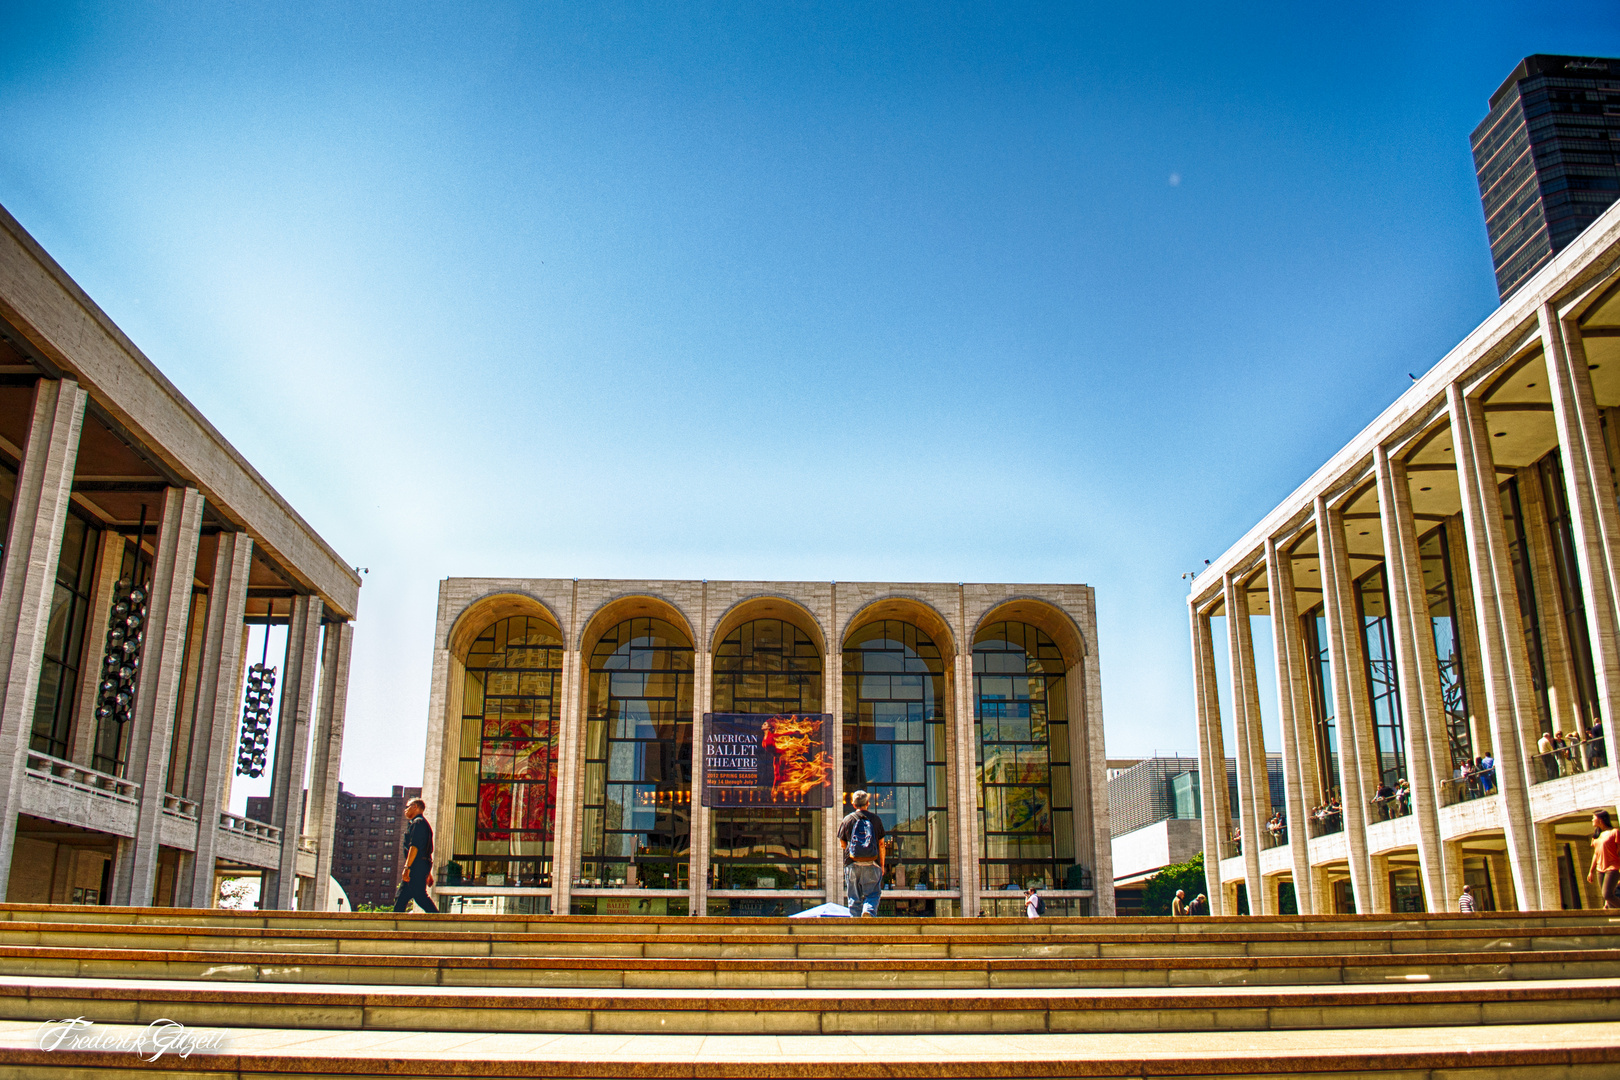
[[32, 510, 99, 760], [711, 618, 821, 890], [1419, 525, 1473, 768], [844, 620, 948, 890], [455, 616, 562, 887], [974, 621, 1073, 891], [581, 618, 692, 890], [1356, 565, 1407, 788]]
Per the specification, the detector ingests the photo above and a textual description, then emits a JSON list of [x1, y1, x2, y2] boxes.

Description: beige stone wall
[[424, 578, 1111, 916]]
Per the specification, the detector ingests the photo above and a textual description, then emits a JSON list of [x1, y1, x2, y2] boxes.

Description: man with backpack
[[837, 789, 886, 917]]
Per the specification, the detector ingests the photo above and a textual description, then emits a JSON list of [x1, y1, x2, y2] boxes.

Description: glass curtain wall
[[973, 622, 1075, 891], [1501, 478, 1554, 727], [710, 618, 822, 891], [843, 620, 949, 891], [454, 616, 562, 888], [1538, 451, 1601, 730], [30, 510, 100, 760], [1302, 608, 1341, 798], [581, 618, 693, 891], [1355, 565, 1407, 788], [1418, 525, 1473, 769], [92, 536, 144, 775]]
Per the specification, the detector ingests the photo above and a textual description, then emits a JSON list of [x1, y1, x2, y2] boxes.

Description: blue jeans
[[845, 861, 882, 916]]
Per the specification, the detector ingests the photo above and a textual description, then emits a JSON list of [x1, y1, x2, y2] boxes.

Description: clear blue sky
[[2, 3, 1616, 803]]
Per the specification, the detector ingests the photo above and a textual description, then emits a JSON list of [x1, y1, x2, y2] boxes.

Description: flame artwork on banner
[[702, 713, 834, 808]]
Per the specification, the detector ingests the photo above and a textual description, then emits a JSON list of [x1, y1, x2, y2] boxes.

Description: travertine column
[[1080, 590, 1114, 915], [110, 485, 205, 906], [1448, 384, 1557, 909], [1223, 573, 1269, 913], [689, 583, 710, 914], [262, 594, 323, 909], [1265, 539, 1316, 914], [1542, 306, 1620, 775], [0, 379, 86, 898], [1315, 496, 1376, 912], [1374, 447, 1461, 909], [180, 532, 254, 907], [306, 620, 355, 911], [955, 596, 980, 915], [550, 642, 581, 914], [823, 586, 842, 906], [1189, 603, 1229, 916]]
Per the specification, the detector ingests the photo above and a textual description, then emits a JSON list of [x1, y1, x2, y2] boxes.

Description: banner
[[701, 713, 834, 808]]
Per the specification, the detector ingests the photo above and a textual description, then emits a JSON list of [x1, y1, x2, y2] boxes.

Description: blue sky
[[1, 3, 1616, 804]]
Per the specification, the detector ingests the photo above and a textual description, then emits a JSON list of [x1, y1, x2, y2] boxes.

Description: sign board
[[701, 712, 834, 808]]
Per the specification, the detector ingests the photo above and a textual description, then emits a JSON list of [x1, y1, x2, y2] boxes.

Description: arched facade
[[421, 578, 1111, 917]]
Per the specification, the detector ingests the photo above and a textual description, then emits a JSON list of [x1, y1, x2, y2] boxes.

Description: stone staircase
[[0, 904, 1613, 1077]]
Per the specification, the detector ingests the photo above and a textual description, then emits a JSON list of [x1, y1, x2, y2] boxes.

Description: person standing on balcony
[[394, 798, 440, 915]]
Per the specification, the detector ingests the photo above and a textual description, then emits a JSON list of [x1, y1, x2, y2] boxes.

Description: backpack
[[847, 812, 878, 859], [1034, 895, 1045, 915]]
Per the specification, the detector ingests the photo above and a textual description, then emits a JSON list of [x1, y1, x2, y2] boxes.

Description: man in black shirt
[[394, 798, 440, 914]]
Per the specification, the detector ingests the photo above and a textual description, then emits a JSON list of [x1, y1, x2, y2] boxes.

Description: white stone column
[[823, 598, 842, 906], [1265, 538, 1316, 914], [1447, 383, 1558, 909], [550, 643, 580, 915], [179, 532, 253, 907], [305, 620, 354, 911], [954, 609, 980, 915], [689, 583, 710, 915], [1374, 447, 1461, 909], [1079, 590, 1113, 916], [1315, 496, 1377, 912], [109, 485, 205, 906], [0, 379, 86, 898], [1189, 602, 1229, 916], [262, 593, 323, 909], [1541, 306, 1620, 776], [1223, 573, 1268, 913]]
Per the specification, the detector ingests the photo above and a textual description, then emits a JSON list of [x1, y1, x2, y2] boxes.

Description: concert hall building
[[421, 579, 1113, 917], [1188, 200, 1620, 917]]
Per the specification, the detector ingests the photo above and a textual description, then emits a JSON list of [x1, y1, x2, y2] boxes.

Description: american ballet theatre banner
[[701, 713, 834, 808]]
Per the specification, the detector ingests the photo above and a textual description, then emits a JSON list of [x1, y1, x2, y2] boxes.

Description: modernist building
[[0, 203, 359, 909], [421, 579, 1112, 917], [1188, 199, 1620, 916], [1474, 54, 1620, 300]]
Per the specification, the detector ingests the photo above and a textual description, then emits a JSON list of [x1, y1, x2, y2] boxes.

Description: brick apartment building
[[248, 783, 421, 908]]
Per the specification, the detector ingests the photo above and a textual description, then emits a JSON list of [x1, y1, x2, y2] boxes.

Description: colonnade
[[1191, 286, 1620, 915]]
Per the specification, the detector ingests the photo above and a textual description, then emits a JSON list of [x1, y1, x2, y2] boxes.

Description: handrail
[[24, 751, 139, 802], [218, 811, 282, 843], [1307, 815, 1343, 839], [1439, 774, 1497, 806]]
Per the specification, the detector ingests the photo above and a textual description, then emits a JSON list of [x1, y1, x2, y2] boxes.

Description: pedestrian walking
[[1187, 893, 1209, 916], [1024, 886, 1044, 919], [1171, 889, 1187, 917], [837, 790, 886, 917], [393, 797, 440, 914], [1457, 884, 1476, 913], [1587, 809, 1620, 910]]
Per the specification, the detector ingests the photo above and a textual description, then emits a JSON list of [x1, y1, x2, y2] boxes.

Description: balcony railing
[[218, 811, 281, 844], [25, 751, 138, 803], [1307, 813, 1343, 839], [1368, 795, 1412, 823], [297, 836, 318, 855], [161, 793, 199, 819], [1532, 735, 1607, 785], [1439, 772, 1498, 807], [1260, 828, 1288, 850]]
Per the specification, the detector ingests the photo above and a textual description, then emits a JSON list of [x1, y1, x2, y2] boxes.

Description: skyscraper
[[1472, 54, 1620, 300]]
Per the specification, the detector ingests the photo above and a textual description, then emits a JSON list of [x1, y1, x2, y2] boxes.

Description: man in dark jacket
[[394, 798, 440, 914], [837, 790, 886, 917]]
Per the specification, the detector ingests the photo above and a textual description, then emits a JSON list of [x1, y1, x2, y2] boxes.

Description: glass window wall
[[710, 617, 822, 891], [1355, 564, 1407, 789], [1302, 607, 1341, 798], [581, 617, 692, 890], [843, 619, 948, 891], [31, 510, 100, 760], [1418, 524, 1473, 769], [973, 621, 1074, 891], [455, 615, 562, 888]]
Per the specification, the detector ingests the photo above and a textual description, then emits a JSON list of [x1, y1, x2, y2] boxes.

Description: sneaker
[[861, 910, 873, 917]]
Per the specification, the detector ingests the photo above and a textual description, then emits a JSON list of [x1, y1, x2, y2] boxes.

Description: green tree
[[1140, 851, 1207, 916]]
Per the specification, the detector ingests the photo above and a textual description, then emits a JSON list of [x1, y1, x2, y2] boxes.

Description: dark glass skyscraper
[[1472, 55, 1620, 300]]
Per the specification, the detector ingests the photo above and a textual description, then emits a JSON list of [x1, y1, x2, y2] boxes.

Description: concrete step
[[1, 1017, 1615, 1077], [2, 974, 1617, 1036], [0, 940, 1614, 989], [0, 917, 1614, 961], [4, 902, 1615, 937]]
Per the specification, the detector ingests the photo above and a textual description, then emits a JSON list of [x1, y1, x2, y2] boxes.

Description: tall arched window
[[580, 618, 693, 891], [710, 617, 822, 892], [844, 620, 949, 890], [455, 615, 563, 890], [973, 621, 1074, 891]]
